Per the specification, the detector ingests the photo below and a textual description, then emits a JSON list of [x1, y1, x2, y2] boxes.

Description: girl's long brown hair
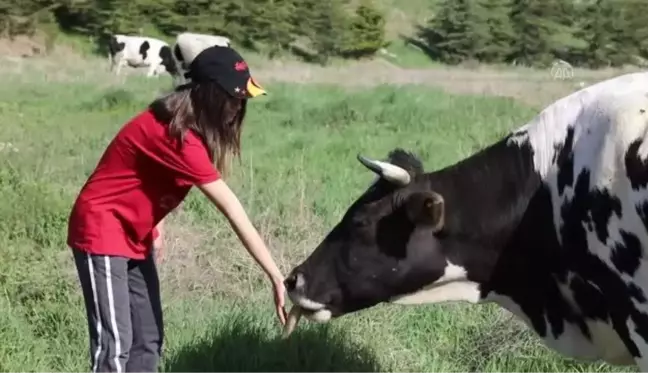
[[149, 81, 247, 175]]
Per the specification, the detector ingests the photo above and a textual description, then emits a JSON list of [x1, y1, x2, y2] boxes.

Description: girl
[[67, 45, 287, 372]]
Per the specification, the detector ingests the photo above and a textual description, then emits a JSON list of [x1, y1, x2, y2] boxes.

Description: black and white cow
[[283, 71, 648, 370], [169, 32, 231, 86], [108, 34, 177, 77]]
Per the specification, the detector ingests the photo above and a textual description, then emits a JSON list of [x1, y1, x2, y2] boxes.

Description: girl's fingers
[[277, 306, 287, 325]]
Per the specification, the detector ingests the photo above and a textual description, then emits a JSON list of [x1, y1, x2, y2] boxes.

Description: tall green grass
[[0, 68, 633, 372]]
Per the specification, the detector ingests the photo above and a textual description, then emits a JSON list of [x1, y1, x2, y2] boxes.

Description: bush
[[340, 0, 387, 59]]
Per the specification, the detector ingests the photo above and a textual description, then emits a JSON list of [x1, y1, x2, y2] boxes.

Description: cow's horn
[[357, 154, 411, 186], [282, 305, 303, 339]]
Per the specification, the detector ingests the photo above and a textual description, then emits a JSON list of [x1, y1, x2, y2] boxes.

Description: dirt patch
[[0, 32, 86, 58], [0, 35, 45, 57]]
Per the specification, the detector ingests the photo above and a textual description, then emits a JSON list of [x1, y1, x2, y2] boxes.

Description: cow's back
[[174, 32, 231, 65], [116, 35, 169, 65]]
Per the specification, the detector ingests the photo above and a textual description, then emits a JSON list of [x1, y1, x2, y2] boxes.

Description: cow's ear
[[405, 191, 445, 232]]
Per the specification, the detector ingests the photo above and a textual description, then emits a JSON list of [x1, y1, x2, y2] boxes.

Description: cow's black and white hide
[[108, 34, 176, 77]]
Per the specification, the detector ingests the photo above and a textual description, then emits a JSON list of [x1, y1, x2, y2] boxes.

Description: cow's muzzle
[[282, 271, 333, 338]]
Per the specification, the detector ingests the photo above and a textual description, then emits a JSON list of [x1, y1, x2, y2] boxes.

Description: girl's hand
[[272, 277, 288, 326], [153, 233, 165, 263], [153, 219, 166, 264]]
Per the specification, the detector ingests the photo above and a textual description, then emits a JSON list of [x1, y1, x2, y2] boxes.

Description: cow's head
[[283, 149, 484, 331]]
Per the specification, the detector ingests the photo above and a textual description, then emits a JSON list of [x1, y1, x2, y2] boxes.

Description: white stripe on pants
[[87, 256, 103, 373], [104, 256, 123, 373]]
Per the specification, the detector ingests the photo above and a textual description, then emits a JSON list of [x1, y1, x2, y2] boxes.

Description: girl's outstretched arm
[[197, 179, 288, 324]]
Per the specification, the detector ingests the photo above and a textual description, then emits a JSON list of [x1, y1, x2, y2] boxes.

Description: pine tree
[[509, 0, 551, 66], [625, 0, 648, 62], [299, 0, 349, 64], [476, 0, 514, 63], [418, 0, 490, 65], [55, 0, 102, 35], [149, 0, 187, 36], [340, 0, 386, 59], [245, 0, 296, 57], [549, 0, 586, 61], [0, 0, 10, 35], [264, 0, 297, 57], [609, 17, 635, 65], [610, 0, 641, 66], [577, 0, 615, 67], [574, 0, 636, 68], [219, 0, 253, 47], [94, 0, 146, 37], [508, 0, 580, 67]]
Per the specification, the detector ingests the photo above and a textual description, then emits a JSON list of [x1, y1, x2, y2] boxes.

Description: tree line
[[416, 0, 648, 68], [1, 0, 647, 68], [0, 0, 387, 64]]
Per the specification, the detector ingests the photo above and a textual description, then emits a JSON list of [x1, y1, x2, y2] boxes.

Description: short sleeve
[[142, 128, 221, 186], [174, 140, 222, 186]]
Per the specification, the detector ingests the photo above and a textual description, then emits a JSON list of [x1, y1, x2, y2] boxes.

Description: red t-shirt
[[67, 109, 220, 260]]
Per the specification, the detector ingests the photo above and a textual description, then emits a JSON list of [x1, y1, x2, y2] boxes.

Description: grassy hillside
[[0, 54, 638, 372]]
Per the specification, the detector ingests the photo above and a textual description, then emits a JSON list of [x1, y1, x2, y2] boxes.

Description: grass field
[[0, 53, 639, 372]]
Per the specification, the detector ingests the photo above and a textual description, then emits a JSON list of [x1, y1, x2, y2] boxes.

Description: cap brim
[[246, 76, 267, 98]]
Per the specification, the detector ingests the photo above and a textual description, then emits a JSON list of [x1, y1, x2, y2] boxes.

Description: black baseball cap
[[185, 45, 266, 99]]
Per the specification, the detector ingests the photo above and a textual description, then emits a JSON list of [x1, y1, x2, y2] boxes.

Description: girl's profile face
[[223, 97, 244, 125]]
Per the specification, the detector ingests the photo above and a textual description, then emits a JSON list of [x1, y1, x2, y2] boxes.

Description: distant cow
[[108, 34, 177, 77], [282, 71, 648, 370], [169, 32, 231, 86]]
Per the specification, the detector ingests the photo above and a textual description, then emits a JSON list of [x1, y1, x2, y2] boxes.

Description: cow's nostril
[[285, 274, 297, 291], [284, 272, 305, 292]]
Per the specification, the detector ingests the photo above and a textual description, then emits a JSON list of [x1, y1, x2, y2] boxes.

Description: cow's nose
[[284, 272, 305, 293]]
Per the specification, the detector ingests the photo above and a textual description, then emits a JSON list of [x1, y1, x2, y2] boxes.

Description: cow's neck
[[390, 135, 545, 306], [422, 133, 597, 351], [427, 134, 542, 276]]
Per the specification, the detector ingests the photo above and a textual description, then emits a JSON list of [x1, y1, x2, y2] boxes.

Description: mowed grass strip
[[0, 67, 632, 372]]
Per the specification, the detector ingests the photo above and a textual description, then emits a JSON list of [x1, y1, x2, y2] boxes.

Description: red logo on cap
[[234, 61, 247, 71]]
